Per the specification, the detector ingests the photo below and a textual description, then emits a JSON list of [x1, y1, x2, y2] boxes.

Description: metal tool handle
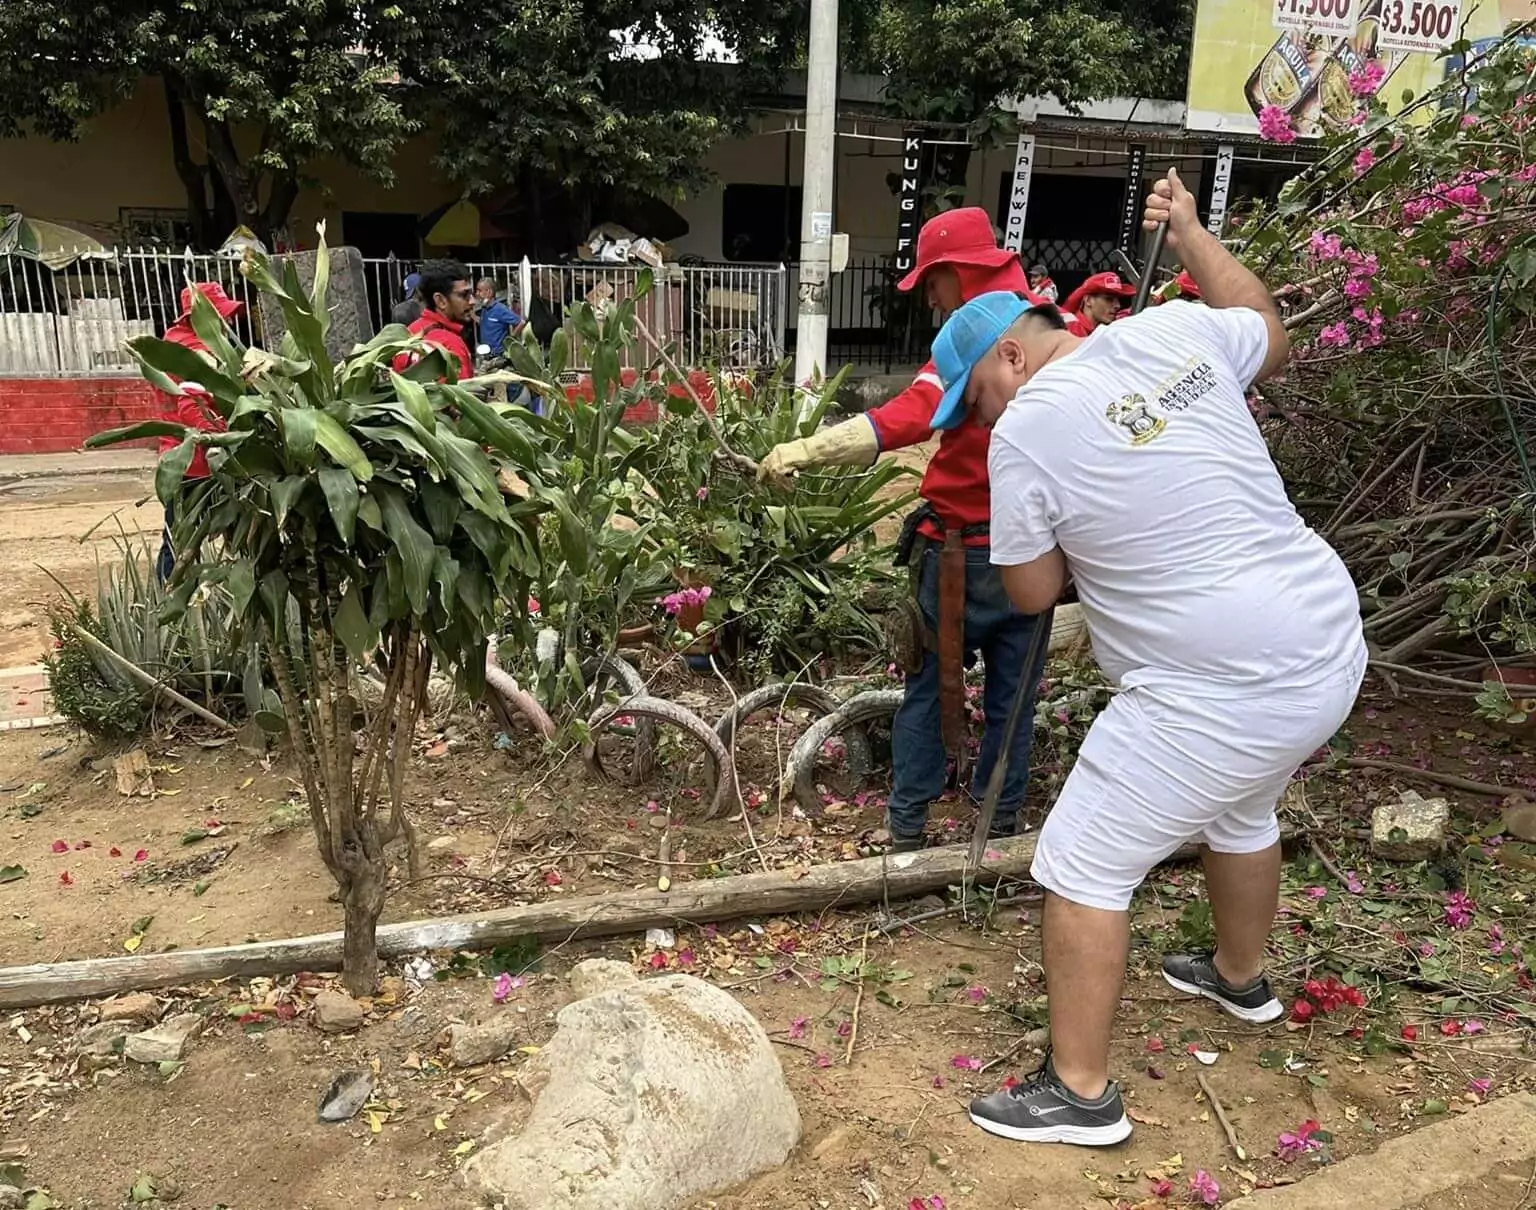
[[1131, 221, 1169, 316]]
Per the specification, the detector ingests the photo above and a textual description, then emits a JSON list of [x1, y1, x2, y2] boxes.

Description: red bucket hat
[[897, 207, 1016, 293], [1062, 271, 1136, 316], [177, 281, 246, 323]]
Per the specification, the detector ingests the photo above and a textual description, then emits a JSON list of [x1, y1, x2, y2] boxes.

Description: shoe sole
[[968, 1110, 1133, 1146], [1162, 971, 1284, 1024]]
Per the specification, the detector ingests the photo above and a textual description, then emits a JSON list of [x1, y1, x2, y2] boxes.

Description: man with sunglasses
[[394, 258, 475, 380]]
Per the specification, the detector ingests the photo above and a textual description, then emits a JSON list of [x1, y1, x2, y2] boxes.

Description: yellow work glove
[[757, 416, 879, 489]]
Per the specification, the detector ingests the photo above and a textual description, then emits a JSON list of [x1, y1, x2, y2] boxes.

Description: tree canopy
[[0, 0, 1193, 250]]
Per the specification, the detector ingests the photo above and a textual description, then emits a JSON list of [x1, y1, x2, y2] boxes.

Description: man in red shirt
[[393, 259, 475, 381], [759, 208, 1051, 851], [1061, 271, 1136, 335], [155, 282, 244, 583]]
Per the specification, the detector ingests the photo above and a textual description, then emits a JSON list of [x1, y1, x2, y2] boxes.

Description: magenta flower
[[1276, 1118, 1323, 1162], [788, 1015, 809, 1040], [492, 972, 514, 1003], [1469, 1076, 1493, 1095], [966, 985, 988, 1004], [1349, 60, 1386, 97], [1444, 183, 1481, 208], [1258, 105, 1297, 144], [950, 1054, 982, 1071], [1463, 1018, 1486, 1035], [1354, 147, 1377, 176], [1189, 1169, 1221, 1205], [695, 486, 709, 501], [1444, 890, 1476, 930], [1309, 231, 1344, 261], [1319, 323, 1351, 349], [1304, 885, 1328, 899]]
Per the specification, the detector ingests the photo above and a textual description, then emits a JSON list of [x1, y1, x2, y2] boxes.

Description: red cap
[[177, 281, 246, 323], [1062, 271, 1137, 315], [897, 207, 1016, 293]]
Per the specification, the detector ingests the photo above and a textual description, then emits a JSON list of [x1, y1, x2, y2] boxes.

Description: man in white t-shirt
[[929, 169, 1366, 1148]]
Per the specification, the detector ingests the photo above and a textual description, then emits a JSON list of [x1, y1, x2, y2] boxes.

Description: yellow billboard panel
[[1186, 0, 1535, 135]]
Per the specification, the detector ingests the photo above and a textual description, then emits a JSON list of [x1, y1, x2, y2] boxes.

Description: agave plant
[[86, 230, 546, 993]]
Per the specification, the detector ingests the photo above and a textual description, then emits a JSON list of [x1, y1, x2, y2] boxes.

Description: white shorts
[[1031, 656, 1366, 912]]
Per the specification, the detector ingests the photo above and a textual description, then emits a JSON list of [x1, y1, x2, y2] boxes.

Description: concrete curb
[[1225, 1093, 1536, 1208], [0, 452, 157, 484]]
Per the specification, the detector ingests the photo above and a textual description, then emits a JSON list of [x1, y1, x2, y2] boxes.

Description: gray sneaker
[[1162, 951, 1284, 1024], [968, 1053, 1131, 1147]]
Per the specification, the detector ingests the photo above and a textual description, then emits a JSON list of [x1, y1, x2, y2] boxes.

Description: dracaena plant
[[87, 229, 547, 994]]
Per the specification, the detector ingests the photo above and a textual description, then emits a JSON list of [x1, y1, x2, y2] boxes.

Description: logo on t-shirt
[[1153, 358, 1219, 414], [1105, 393, 1166, 446]]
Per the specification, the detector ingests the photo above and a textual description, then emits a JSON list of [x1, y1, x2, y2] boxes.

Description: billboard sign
[[1186, 0, 1534, 135]]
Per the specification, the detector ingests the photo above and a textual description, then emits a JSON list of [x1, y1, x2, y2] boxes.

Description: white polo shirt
[[988, 302, 1364, 697]]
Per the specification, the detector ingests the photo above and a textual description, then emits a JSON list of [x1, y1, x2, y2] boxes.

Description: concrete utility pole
[[792, 0, 838, 409]]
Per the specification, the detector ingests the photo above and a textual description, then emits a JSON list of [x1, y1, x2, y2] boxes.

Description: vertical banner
[[1002, 131, 1037, 254], [1118, 145, 1146, 251], [1206, 143, 1235, 236], [893, 128, 924, 277]]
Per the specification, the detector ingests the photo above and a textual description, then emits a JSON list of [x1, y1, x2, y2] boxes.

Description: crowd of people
[[390, 258, 525, 372]]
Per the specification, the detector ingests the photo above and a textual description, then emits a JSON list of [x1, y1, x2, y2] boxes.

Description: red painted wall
[[0, 377, 160, 455]]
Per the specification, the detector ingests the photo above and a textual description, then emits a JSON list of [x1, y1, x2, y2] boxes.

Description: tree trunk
[[162, 75, 215, 249], [340, 867, 388, 997]]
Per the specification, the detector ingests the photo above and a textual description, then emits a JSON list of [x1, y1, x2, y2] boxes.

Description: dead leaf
[[1127, 1109, 1167, 1127]]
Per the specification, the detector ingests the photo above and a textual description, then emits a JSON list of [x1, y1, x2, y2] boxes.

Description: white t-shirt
[[988, 302, 1364, 696]]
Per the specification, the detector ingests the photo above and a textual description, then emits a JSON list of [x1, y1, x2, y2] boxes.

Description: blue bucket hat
[[929, 291, 1043, 430]]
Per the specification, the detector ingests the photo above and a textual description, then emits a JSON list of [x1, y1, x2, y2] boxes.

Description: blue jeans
[[887, 544, 1048, 840], [156, 497, 176, 586]]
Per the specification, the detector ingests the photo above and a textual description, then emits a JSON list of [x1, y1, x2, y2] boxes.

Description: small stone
[[98, 992, 161, 1024], [318, 1068, 375, 1123], [1372, 791, 1450, 860], [447, 1017, 522, 1066], [124, 1013, 202, 1064], [0, 1184, 24, 1209], [313, 989, 365, 1033], [427, 835, 457, 851], [77, 1020, 133, 1059], [569, 958, 639, 1000]]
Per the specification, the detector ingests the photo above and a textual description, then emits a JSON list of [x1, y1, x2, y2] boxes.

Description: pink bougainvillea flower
[[1319, 322, 1352, 349], [58, 870, 73, 886], [1444, 183, 1481, 208], [835, 1019, 852, 1038], [950, 1054, 983, 1071], [695, 486, 709, 502], [1349, 60, 1387, 96], [647, 951, 668, 970], [492, 972, 514, 1003], [50, 840, 68, 854], [109, 846, 122, 857], [1463, 1018, 1485, 1035], [676, 949, 696, 968], [1276, 1118, 1323, 1161], [1469, 1076, 1493, 1095], [1401, 1024, 1419, 1042], [1516, 163, 1536, 182], [1348, 110, 1368, 128], [1304, 884, 1328, 899], [1151, 1178, 1174, 1198], [1189, 1169, 1221, 1206], [1489, 923, 1506, 956], [1444, 890, 1475, 929], [788, 1015, 809, 1040], [1441, 1019, 1463, 1036], [1461, 113, 1480, 128], [1345, 871, 1365, 894], [1145, 1035, 1166, 1053], [1307, 231, 1342, 263], [813, 1053, 833, 1069], [931, 1074, 945, 1089], [908, 1198, 946, 1210], [527, 597, 540, 615], [1354, 147, 1377, 176], [133, 849, 148, 862], [1258, 104, 1297, 144], [1419, 940, 1437, 958], [1291, 998, 1316, 1024]]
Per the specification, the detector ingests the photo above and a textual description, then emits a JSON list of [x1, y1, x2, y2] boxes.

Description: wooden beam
[[0, 836, 1041, 1009]]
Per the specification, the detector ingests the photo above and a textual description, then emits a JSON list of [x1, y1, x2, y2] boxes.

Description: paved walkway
[[0, 449, 157, 483]]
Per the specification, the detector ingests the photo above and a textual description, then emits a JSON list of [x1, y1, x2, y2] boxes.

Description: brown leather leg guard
[[937, 531, 968, 779]]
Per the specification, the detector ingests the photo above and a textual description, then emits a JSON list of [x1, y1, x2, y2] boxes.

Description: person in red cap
[[758, 207, 1052, 853], [1061, 271, 1136, 336], [155, 281, 245, 583]]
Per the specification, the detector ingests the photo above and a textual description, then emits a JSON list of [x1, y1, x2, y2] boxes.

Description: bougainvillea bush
[[1239, 35, 1536, 711]]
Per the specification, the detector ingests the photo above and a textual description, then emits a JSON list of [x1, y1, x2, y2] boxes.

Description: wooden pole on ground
[[0, 836, 1041, 1009]]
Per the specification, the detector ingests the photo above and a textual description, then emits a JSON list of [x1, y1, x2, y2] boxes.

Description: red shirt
[[865, 365, 993, 546], [155, 322, 225, 479], [863, 258, 1030, 547], [393, 309, 472, 381]]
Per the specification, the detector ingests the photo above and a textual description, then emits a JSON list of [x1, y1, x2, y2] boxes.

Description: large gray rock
[[1372, 790, 1450, 860], [462, 974, 800, 1210]]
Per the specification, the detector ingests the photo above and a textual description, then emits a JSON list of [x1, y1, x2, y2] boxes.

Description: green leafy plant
[[43, 537, 259, 738], [86, 228, 543, 994]]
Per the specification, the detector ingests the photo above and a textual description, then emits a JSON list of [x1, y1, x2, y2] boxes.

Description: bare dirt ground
[[0, 459, 1533, 1210], [0, 469, 160, 669]]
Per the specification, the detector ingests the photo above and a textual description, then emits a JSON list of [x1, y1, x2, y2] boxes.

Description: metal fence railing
[[785, 258, 941, 373], [1, 249, 787, 377]]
